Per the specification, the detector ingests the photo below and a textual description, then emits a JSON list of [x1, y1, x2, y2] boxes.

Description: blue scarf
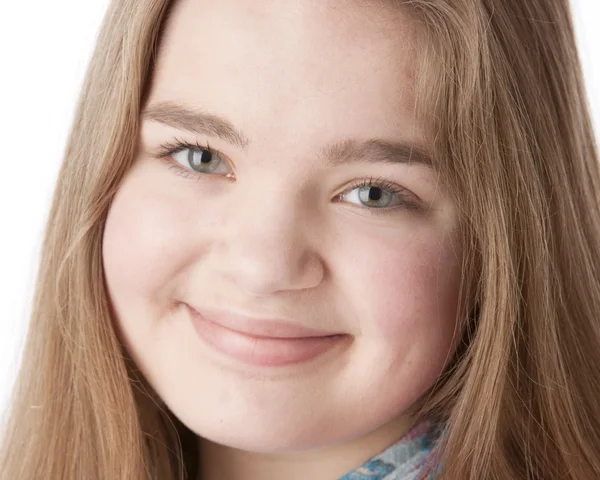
[[338, 419, 444, 480]]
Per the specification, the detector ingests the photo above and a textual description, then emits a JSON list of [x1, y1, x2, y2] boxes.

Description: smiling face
[[103, 0, 462, 458]]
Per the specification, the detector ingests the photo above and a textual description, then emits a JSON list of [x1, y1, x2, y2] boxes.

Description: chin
[[184, 415, 344, 454]]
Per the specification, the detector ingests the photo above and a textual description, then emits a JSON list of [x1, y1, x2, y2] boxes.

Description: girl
[[2, 0, 600, 478]]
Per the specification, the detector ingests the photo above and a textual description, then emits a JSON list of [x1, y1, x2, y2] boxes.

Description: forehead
[[160, 0, 416, 51], [147, 0, 426, 148]]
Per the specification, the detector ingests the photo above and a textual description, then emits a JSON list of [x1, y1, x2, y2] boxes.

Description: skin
[[102, 0, 463, 478]]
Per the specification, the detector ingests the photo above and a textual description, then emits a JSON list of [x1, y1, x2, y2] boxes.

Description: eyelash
[[338, 177, 420, 214], [152, 136, 223, 173], [151, 138, 420, 214]]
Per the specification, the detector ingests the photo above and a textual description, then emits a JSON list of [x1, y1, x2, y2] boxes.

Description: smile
[[185, 304, 346, 367]]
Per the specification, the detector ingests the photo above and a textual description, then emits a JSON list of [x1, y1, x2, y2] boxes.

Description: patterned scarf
[[338, 419, 445, 480]]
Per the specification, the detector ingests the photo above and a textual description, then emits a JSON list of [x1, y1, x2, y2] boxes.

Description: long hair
[[2, 1, 599, 478]]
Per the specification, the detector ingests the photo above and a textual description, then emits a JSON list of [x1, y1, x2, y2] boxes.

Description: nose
[[217, 185, 325, 296]]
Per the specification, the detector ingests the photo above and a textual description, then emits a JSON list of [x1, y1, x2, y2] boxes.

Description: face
[[103, 0, 462, 454]]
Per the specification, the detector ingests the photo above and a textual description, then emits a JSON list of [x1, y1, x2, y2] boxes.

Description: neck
[[197, 415, 415, 480]]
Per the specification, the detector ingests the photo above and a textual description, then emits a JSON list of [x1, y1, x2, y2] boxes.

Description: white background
[[0, 1, 599, 417]]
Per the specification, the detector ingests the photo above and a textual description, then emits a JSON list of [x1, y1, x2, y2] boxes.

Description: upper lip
[[185, 304, 339, 339]]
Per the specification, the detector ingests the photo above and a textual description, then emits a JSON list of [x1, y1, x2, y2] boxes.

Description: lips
[[185, 304, 345, 367]]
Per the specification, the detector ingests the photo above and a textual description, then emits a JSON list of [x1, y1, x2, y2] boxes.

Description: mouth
[[185, 304, 347, 367]]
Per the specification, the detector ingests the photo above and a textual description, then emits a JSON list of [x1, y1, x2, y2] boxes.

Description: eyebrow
[[142, 101, 434, 168]]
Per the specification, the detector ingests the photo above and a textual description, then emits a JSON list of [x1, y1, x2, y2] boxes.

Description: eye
[[172, 147, 230, 175], [338, 178, 418, 212], [343, 185, 400, 208]]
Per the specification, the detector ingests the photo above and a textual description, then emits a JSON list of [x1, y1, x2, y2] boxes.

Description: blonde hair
[[2, 0, 600, 478]]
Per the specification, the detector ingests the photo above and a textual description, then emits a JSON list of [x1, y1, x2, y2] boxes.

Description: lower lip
[[188, 307, 344, 367]]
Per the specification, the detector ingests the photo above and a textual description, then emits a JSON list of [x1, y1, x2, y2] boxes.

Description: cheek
[[102, 164, 199, 302], [337, 226, 462, 349], [380, 247, 459, 335]]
